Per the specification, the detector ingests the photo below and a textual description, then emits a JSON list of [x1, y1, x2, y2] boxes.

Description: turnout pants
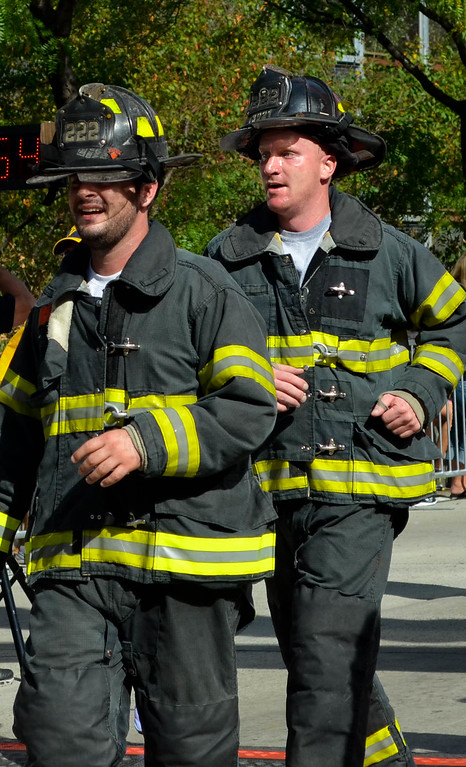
[[14, 577, 247, 767], [266, 499, 415, 767]]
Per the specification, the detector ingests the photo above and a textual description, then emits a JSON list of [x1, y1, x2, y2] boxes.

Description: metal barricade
[[429, 376, 466, 485]]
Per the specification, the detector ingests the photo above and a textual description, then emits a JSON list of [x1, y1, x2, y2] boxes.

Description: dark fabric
[[0, 221, 277, 586], [369, 681, 416, 767], [205, 187, 466, 506], [13, 577, 245, 767], [0, 293, 15, 333], [266, 499, 414, 767]]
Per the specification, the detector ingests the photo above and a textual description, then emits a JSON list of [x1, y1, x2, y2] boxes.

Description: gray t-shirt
[[280, 213, 331, 285]]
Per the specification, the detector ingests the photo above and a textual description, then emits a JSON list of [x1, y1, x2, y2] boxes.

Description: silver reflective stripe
[[83, 532, 152, 558], [28, 540, 75, 563], [364, 731, 396, 764], [156, 543, 275, 564], [268, 344, 315, 362]]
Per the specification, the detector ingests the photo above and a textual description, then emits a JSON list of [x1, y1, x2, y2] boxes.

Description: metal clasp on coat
[[313, 342, 338, 358], [104, 404, 129, 427], [316, 385, 347, 403], [107, 338, 141, 356], [315, 438, 345, 455], [328, 282, 355, 299]]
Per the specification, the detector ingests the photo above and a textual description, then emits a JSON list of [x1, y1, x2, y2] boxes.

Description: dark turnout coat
[[206, 186, 466, 507], [0, 220, 277, 584]]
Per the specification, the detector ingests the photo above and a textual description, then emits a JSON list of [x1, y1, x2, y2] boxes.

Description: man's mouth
[[78, 206, 104, 220]]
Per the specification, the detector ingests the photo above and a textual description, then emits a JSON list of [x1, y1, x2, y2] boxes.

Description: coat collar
[[219, 186, 383, 264], [37, 219, 177, 306]]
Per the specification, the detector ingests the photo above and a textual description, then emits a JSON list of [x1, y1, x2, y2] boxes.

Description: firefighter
[[0, 83, 277, 767], [205, 65, 466, 766]]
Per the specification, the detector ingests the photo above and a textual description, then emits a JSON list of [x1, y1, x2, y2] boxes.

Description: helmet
[[28, 83, 201, 186], [220, 66, 386, 178], [52, 225, 82, 256]]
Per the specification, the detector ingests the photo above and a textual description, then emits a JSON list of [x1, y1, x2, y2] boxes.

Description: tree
[[264, 0, 465, 262], [0, 0, 327, 288], [0, 0, 463, 301]]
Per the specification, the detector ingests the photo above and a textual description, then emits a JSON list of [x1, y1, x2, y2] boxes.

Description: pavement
[[0, 490, 465, 765]]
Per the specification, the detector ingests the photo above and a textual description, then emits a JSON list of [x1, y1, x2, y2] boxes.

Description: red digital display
[[0, 124, 40, 190]]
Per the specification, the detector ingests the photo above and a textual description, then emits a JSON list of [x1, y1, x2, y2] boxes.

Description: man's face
[[68, 177, 153, 252], [258, 129, 335, 229]]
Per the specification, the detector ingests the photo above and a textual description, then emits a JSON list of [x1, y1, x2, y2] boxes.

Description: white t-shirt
[[86, 264, 122, 298], [280, 213, 331, 285]]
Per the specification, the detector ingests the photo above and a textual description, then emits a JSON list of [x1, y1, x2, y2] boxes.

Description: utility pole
[[419, 10, 429, 64]]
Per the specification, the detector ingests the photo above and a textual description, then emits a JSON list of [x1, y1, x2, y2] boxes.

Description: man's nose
[[263, 156, 280, 174]]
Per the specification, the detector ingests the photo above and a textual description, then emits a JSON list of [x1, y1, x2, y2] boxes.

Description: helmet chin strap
[[135, 137, 163, 182]]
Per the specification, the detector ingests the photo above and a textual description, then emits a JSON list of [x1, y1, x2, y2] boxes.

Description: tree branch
[[419, 2, 466, 66], [336, 0, 464, 116], [29, 0, 80, 38]]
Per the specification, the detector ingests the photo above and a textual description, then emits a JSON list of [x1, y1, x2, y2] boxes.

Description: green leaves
[[0, 0, 463, 300]]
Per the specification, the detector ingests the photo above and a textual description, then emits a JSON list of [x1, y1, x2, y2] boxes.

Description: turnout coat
[[0, 220, 277, 585], [206, 186, 466, 507]]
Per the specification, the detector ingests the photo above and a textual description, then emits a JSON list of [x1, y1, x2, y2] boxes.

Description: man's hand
[[371, 394, 421, 439], [71, 430, 142, 487], [273, 363, 308, 413]]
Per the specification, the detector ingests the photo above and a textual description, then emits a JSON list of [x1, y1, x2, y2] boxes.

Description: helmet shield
[[28, 83, 201, 186], [221, 66, 386, 177]]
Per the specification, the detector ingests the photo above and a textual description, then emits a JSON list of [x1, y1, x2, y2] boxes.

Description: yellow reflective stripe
[[129, 393, 198, 409], [412, 343, 464, 386], [199, 345, 275, 397], [136, 116, 155, 138], [411, 273, 466, 327], [311, 458, 435, 498], [337, 338, 409, 373], [82, 528, 155, 569], [0, 327, 25, 382], [155, 556, 275, 577], [150, 406, 200, 477], [157, 531, 275, 553], [101, 98, 121, 113], [155, 115, 164, 136], [268, 333, 409, 372], [43, 393, 105, 438], [27, 530, 81, 574], [1, 366, 36, 397], [394, 718, 407, 746], [105, 388, 127, 406], [0, 511, 19, 554], [268, 334, 315, 367], [28, 528, 275, 578], [364, 723, 398, 766], [0, 366, 39, 417], [258, 476, 308, 493], [41, 390, 200, 440], [253, 460, 308, 493], [155, 531, 275, 577], [254, 457, 435, 498]]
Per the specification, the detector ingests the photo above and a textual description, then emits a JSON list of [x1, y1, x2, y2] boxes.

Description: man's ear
[[140, 182, 159, 210], [322, 153, 337, 180]]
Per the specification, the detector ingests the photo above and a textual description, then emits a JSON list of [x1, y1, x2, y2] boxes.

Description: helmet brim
[[220, 120, 386, 177], [163, 153, 203, 168], [220, 116, 338, 153], [27, 153, 203, 186], [26, 167, 143, 186]]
